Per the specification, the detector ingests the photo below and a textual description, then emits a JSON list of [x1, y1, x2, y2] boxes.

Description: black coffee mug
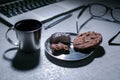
[[6, 19, 42, 52]]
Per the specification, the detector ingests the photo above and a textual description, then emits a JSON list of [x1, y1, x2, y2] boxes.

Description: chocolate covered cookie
[[49, 32, 71, 55]]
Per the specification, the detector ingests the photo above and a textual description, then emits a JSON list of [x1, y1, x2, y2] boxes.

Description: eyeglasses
[[76, 3, 120, 33]]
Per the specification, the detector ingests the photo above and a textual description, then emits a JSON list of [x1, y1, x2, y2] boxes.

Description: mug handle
[[5, 27, 19, 46]]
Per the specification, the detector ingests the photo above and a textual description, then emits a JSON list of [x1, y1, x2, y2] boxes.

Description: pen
[[44, 14, 72, 30]]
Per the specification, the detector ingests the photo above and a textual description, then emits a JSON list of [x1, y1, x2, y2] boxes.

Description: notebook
[[0, 0, 84, 26]]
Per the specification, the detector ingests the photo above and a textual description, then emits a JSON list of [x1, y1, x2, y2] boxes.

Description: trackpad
[[33, 4, 67, 20]]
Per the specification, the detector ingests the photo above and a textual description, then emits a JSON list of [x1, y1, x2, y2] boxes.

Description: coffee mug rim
[[14, 19, 42, 32]]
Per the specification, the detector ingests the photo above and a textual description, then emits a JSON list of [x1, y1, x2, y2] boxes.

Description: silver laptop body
[[0, 0, 84, 26]]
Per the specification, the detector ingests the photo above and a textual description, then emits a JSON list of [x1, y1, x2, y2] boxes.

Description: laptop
[[0, 0, 84, 26]]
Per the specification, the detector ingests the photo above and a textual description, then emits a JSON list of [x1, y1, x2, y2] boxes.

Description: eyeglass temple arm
[[78, 17, 93, 33], [76, 5, 89, 33], [77, 5, 89, 19], [108, 31, 120, 45]]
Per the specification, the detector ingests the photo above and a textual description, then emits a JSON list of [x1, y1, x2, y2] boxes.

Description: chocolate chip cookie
[[73, 31, 102, 53]]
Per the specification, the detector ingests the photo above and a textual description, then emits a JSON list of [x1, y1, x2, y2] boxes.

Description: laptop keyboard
[[0, 0, 61, 17]]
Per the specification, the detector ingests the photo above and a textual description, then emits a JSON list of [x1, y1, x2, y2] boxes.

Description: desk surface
[[0, 1, 120, 80]]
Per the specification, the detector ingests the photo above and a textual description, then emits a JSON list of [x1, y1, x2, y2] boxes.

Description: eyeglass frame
[[108, 31, 120, 46], [76, 3, 120, 46], [76, 3, 120, 33]]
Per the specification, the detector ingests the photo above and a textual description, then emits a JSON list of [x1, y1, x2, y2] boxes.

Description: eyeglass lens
[[112, 8, 120, 21], [90, 4, 107, 17]]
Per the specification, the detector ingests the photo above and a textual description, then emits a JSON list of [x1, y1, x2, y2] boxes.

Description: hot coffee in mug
[[6, 19, 42, 52]]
